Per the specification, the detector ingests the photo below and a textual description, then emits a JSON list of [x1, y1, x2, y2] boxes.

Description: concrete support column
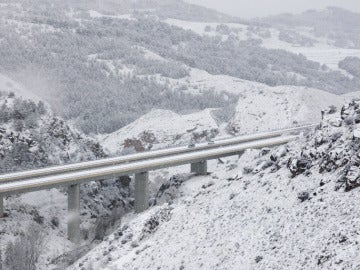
[[68, 184, 80, 243], [135, 172, 149, 213], [191, 160, 208, 175], [0, 195, 3, 218]]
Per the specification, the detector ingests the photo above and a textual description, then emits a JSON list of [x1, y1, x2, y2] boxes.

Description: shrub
[[4, 226, 44, 270]]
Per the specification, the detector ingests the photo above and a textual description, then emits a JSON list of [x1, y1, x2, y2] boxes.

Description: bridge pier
[[68, 184, 80, 243], [191, 160, 208, 175], [0, 195, 3, 218], [134, 172, 149, 213]]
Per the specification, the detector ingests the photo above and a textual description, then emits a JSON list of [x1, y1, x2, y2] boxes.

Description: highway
[[0, 135, 297, 196], [0, 124, 315, 183], [0, 125, 314, 243]]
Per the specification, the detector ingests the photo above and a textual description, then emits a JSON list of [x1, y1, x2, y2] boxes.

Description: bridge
[[0, 125, 315, 243]]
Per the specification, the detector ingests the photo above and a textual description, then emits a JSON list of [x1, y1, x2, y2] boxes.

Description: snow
[[173, 68, 350, 135], [69, 135, 360, 269], [88, 10, 134, 20], [0, 73, 42, 101], [163, 19, 360, 72], [164, 18, 248, 37], [1, 188, 74, 268], [183, 68, 269, 96], [99, 66, 359, 154], [229, 85, 346, 134], [262, 33, 360, 71], [100, 108, 220, 155]]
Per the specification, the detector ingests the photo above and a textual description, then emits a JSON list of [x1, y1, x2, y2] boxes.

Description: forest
[[0, 1, 359, 134]]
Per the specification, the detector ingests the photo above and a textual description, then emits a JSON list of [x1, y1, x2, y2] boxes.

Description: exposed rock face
[[240, 99, 360, 192], [286, 100, 360, 191]]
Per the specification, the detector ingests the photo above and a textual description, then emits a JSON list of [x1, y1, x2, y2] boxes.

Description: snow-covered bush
[[4, 226, 43, 270]]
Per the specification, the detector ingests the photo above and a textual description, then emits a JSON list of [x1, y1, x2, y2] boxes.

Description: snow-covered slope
[[0, 92, 104, 173], [163, 18, 360, 72], [69, 100, 360, 270], [229, 85, 346, 134], [261, 34, 360, 71], [0, 92, 128, 270], [101, 69, 355, 154], [100, 108, 220, 155]]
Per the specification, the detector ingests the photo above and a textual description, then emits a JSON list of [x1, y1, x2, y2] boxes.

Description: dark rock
[[259, 148, 271, 156], [243, 167, 253, 174], [119, 176, 132, 188], [288, 158, 312, 177], [331, 132, 342, 142], [297, 191, 310, 202]]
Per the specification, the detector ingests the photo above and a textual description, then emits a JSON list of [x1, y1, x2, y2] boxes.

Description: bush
[[4, 226, 43, 270], [94, 207, 123, 241]]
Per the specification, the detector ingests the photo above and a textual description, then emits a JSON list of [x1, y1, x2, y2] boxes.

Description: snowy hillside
[[69, 99, 360, 270], [163, 18, 360, 73], [100, 72, 353, 154], [1, 1, 360, 135], [0, 92, 104, 173], [0, 91, 128, 270], [229, 86, 345, 134], [100, 108, 221, 155]]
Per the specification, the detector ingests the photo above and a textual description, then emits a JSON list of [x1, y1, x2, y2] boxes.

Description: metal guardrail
[[0, 124, 316, 184], [0, 135, 297, 196], [0, 124, 315, 243]]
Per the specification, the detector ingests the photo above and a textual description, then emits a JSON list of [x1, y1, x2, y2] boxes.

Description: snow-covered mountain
[[2, 1, 360, 269], [1, 1, 360, 135], [99, 73, 356, 155], [68, 99, 360, 270]]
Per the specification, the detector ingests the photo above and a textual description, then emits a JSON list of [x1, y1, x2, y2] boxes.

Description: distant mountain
[[52, 0, 236, 22], [258, 7, 360, 49], [1, 1, 360, 136]]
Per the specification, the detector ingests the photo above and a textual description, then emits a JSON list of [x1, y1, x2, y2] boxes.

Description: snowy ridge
[[101, 68, 351, 155], [229, 85, 346, 134], [100, 108, 220, 155]]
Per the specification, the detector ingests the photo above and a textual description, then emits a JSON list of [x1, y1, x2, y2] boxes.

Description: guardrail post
[[0, 195, 3, 218], [191, 160, 208, 175], [68, 184, 80, 243], [135, 172, 149, 213]]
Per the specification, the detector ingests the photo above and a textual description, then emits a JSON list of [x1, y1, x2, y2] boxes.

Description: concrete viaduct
[[0, 125, 315, 243]]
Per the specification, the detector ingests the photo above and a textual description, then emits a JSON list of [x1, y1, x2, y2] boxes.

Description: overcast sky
[[185, 0, 360, 18]]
